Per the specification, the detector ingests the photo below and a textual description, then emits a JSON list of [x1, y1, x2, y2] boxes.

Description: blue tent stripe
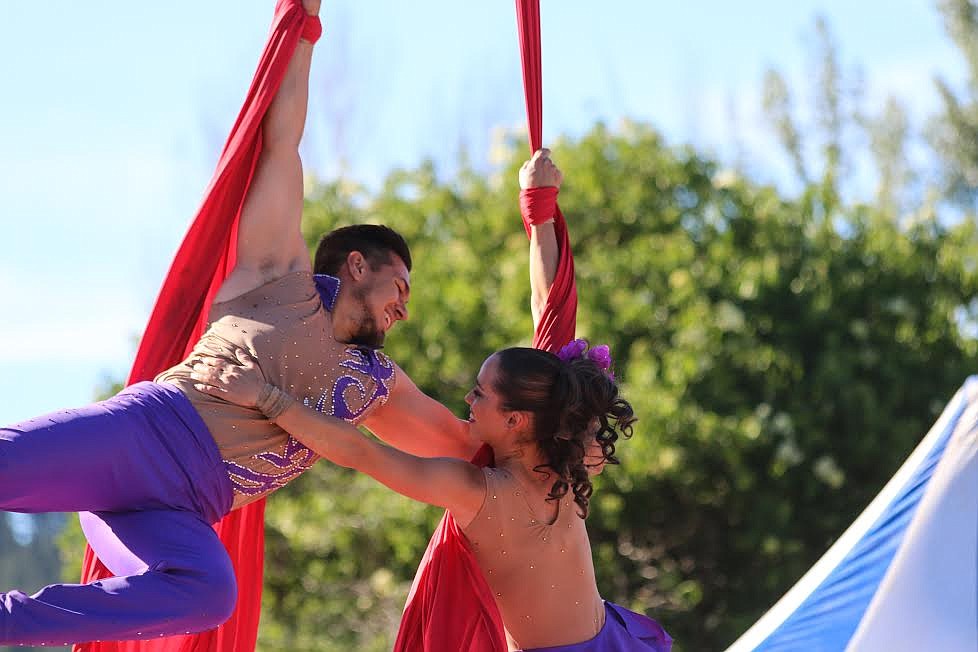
[[754, 383, 971, 651]]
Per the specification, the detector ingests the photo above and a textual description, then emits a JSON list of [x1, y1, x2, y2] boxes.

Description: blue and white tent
[[726, 377, 978, 652]]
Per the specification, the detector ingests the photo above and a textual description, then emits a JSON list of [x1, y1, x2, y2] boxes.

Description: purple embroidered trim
[[313, 274, 341, 312], [225, 436, 317, 496], [315, 347, 395, 420], [225, 347, 395, 497]]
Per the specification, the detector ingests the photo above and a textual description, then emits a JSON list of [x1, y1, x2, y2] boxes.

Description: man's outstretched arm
[[362, 365, 483, 461], [215, 0, 321, 303]]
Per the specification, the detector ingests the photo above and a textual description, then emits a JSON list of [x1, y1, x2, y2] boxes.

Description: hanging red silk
[[515, 0, 577, 352], [394, 1, 579, 649], [393, 444, 507, 652], [73, 2, 312, 651]]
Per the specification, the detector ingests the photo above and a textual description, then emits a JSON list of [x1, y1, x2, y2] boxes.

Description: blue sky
[[0, 1, 966, 426]]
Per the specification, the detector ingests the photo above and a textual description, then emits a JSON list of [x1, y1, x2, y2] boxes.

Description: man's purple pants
[[0, 381, 235, 646]]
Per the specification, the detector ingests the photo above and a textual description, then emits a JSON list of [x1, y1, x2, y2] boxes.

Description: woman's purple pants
[[524, 602, 672, 652], [0, 381, 235, 646]]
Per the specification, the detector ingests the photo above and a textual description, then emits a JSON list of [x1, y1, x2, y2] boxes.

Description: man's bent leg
[[0, 509, 236, 645]]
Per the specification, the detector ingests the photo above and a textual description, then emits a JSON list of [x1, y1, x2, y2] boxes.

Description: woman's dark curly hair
[[492, 347, 635, 518]]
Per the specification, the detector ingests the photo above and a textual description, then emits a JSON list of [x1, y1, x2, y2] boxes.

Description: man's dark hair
[[313, 225, 412, 276]]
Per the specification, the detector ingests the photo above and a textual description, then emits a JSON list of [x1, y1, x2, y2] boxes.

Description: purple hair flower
[[556, 338, 588, 362], [587, 344, 612, 370], [555, 339, 616, 380]]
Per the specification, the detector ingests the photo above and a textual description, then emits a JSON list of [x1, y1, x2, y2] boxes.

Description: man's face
[[347, 255, 411, 348]]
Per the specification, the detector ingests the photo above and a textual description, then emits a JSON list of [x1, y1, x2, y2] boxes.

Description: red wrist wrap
[[301, 15, 323, 44], [519, 187, 559, 227]]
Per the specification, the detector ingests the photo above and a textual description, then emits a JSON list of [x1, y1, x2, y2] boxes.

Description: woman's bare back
[[461, 466, 605, 650]]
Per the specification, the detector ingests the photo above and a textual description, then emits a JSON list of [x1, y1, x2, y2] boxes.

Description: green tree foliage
[[762, 16, 870, 219], [932, 0, 978, 206], [250, 121, 978, 651]]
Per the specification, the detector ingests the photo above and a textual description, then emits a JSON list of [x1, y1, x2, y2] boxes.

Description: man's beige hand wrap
[[256, 383, 296, 421]]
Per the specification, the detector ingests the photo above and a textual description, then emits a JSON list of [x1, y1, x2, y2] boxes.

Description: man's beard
[[347, 291, 386, 349]]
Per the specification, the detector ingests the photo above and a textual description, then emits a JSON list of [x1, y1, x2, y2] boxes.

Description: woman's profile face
[[464, 354, 509, 441]]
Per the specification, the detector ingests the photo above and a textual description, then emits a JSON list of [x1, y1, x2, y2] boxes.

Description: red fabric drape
[[74, 2, 311, 651], [515, 0, 577, 351], [393, 1, 578, 649], [392, 444, 506, 652]]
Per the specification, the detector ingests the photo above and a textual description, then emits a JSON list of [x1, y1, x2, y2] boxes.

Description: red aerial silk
[[73, 2, 313, 651], [392, 444, 506, 652], [393, 2, 578, 649], [514, 0, 577, 352]]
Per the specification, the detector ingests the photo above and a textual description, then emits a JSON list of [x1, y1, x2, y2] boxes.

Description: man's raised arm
[[215, 0, 321, 303]]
